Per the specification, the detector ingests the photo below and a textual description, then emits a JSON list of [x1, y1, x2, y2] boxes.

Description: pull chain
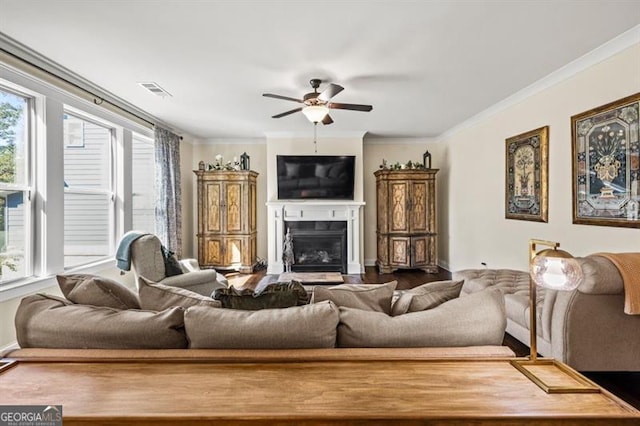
[[313, 122, 318, 153]]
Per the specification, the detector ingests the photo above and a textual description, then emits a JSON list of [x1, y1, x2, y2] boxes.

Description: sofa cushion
[[56, 273, 140, 310], [138, 277, 221, 311], [391, 280, 463, 316], [15, 293, 187, 349], [311, 281, 397, 314], [212, 281, 308, 310], [453, 269, 528, 296], [337, 288, 506, 348], [185, 301, 339, 349]]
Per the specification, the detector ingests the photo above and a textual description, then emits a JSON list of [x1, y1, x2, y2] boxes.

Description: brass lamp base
[[510, 358, 600, 394]]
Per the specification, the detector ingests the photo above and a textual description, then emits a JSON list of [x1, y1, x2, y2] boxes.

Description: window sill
[[0, 258, 116, 303]]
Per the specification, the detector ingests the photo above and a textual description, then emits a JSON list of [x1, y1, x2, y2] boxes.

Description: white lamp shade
[[530, 249, 583, 290], [302, 105, 329, 123]]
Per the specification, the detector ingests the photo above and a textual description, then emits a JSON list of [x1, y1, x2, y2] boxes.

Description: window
[[63, 113, 114, 268], [132, 133, 155, 233], [0, 68, 157, 298], [0, 87, 31, 283]]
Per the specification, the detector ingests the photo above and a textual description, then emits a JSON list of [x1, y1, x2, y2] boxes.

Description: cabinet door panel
[[409, 181, 429, 233], [389, 182, 409, 232], [390, 237, 410, 266], [205, 182, 222, 233], [204, 238, 223, 265], [225, 183, 243, 233], [411, 236, 429, 266], [225, 238, 243, 265]]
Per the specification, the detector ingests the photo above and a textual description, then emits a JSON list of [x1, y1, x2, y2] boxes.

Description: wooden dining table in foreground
[[1, 356, 639, 425]]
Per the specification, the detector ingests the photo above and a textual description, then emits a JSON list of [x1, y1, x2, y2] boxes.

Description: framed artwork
[[505, 126, 549, 222], [572, 92, 640, 228]]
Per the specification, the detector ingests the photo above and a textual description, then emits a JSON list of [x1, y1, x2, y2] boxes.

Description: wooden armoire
[[374, 169, 439, 274], [194, 169, 258, 273]]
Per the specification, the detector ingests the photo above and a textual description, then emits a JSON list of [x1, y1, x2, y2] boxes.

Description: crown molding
[[436, 24, 640, 143], [191, 137, 266, 146], [364, 137, 438, 145]]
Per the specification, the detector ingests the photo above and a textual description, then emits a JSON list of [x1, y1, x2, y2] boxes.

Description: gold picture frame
[[505, 126, 549, 222], [571, 93, 640, 228]]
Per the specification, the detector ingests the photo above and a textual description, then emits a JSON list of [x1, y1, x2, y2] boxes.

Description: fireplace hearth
[[285, 221, 347, 273]]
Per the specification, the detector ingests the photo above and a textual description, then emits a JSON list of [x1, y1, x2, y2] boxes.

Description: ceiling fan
[[263, 78, 373, 125]]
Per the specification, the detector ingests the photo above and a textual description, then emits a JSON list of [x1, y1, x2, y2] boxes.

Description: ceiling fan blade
[[272, 107, 303, 118], [321, 114, 334, 125], [263, 93, 304, 103], [318, 83, 344, 101], [328, 102, 373, 112]]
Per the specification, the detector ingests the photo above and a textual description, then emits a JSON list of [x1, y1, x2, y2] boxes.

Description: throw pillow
[[184, 300, 339, 349], [212, 280, 308, 310], [138, 277, 222, 311], [15, 293, 187, 349], [311, 281, 397, 314], [337, 288, 506, 348], [161, 246, 184, 277], [56, 273, 140, 310], [391, 280, 464, 316]]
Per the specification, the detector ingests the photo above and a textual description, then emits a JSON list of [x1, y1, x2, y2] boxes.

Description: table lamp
[[510, 239, 600, 393]]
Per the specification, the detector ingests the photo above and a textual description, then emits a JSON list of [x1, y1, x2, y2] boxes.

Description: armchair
[[128, 234, 228, 296]]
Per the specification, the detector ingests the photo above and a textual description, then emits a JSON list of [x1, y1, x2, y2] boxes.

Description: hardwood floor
[[224, 266, 640, 410], [224, 265, 453, 291]]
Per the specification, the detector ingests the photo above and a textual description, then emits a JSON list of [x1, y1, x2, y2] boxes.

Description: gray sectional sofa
[[454, 254, 640, 371], [12, 275, 509, 352]]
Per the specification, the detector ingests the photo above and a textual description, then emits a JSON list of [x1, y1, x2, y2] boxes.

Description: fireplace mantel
[[266, 201, 365, 274]]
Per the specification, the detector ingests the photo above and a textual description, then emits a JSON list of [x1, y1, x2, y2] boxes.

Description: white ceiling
[[0, 1, 638, 139]]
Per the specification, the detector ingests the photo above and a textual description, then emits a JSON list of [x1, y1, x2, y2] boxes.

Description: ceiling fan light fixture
[[302, 105, 329, 123]]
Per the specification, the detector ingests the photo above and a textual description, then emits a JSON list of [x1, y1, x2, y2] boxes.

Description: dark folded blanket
[[213, 281, 308, 310]]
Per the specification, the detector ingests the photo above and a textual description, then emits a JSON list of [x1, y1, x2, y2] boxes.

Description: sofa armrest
[[576, 255, 624, 295], [551, 290, 640, 371]]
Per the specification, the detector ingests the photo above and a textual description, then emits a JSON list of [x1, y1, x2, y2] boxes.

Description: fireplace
[[266, 201, 365, 274], [285, 221, 347, 273]]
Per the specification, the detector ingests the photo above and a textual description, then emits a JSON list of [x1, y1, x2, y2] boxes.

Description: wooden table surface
[[1, 357, 638, 425]]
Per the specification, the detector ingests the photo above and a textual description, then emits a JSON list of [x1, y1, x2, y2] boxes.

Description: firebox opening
[[284, 221, 347, 273]]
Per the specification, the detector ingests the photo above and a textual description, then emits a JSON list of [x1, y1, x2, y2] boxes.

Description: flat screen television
[[277, 155, 355, 200]]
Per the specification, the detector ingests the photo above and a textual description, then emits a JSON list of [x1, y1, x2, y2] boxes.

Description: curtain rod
[[0, 47, 155, 130]]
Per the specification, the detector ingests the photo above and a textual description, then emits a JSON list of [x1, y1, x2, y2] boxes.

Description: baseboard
[[438, 259, 451, 272]]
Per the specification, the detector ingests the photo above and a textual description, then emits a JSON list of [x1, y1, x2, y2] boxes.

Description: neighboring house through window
[[0, 87, 31, 283], [63, 112, 114, 268], [0, 66, 155, 296]]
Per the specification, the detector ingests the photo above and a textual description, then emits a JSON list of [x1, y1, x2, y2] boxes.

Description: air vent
[[138, 81, 172, 97]]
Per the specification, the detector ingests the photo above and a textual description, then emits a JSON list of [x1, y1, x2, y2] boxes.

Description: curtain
[[154, 126, 182, 257]]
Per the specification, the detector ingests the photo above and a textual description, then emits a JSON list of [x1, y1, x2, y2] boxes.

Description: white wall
[[442, 42, 640, 271]]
